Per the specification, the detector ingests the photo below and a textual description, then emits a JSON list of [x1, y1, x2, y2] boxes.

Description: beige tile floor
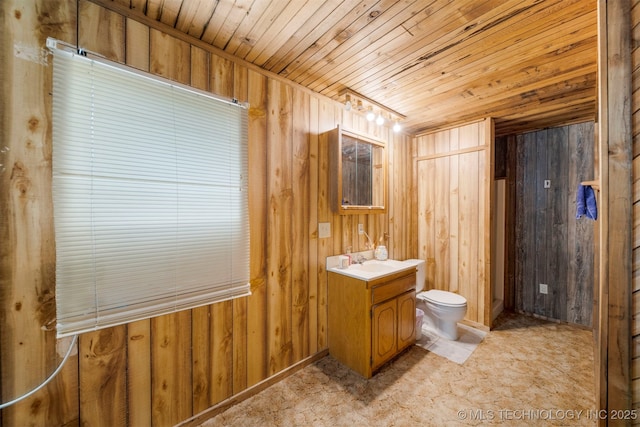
[[200, 312, 596, 426]]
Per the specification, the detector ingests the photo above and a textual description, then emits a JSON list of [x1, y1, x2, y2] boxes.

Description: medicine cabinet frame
[[328, 125, 387, 215]]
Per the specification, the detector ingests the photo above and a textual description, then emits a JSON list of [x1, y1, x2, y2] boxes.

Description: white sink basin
[[329, 259, 414, 280], [348, 262, 394, 273]]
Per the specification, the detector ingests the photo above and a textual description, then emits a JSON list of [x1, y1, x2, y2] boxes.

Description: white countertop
[[327, 258, 415, 281]]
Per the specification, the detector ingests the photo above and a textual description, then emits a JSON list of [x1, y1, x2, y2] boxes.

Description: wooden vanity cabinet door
[[397, 290, 417, 351], [371, 298, 397, 370]]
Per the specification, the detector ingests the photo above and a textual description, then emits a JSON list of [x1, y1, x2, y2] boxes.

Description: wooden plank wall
[[599, 0, 633, 419], [0, 1, 79, 427], [0, 1, 414, 426], [630, 0, 640, 419], [513, 123, 595, 327], [413, 119, 493, 328]]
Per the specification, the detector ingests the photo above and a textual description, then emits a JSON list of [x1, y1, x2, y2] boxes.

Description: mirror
[[329, 126, 386, 215]]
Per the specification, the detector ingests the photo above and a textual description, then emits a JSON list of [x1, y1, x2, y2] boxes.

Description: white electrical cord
[[362, 230, 375, 250], [0, 334, 78, 409]]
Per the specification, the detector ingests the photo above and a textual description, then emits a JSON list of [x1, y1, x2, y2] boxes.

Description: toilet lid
[[419, 290, 467, 307]]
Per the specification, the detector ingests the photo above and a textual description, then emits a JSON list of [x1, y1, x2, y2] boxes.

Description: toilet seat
[[418, 290, 466, 307]]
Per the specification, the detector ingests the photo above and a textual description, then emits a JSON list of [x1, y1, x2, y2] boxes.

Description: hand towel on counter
[[576, 184, 597, 220]]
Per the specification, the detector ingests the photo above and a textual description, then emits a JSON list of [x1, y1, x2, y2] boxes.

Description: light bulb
[[344, 94, 352, 111], [393, 121, 401, 132], [376, 113, 384, 125], [366, 107, 375, 121]]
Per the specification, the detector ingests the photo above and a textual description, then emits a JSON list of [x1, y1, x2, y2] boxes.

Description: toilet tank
[[404, 259, 425, 292]]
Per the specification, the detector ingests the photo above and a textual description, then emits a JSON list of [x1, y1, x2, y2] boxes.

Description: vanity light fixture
[[344, 94, 352, 111], [339, 88, 406, 131], [393, 120, 402, 133]]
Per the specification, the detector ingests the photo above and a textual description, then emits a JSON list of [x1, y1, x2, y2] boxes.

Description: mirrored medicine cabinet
[[328, 126, 386, 215]]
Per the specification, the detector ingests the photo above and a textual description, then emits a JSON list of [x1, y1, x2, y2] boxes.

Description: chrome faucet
[[355, 254, 367, 264]]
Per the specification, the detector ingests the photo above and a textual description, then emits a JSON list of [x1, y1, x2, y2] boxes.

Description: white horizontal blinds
[[52, 48, 250, 337]]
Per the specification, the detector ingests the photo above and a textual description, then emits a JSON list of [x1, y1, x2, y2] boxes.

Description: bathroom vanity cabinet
[[328, 268, 416, 378]]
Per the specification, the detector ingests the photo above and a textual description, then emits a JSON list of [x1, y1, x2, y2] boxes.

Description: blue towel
[[576, 185, 597, 220]]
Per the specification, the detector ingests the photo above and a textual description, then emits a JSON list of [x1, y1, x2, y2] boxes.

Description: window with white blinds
[[51, 45, 250, 337]]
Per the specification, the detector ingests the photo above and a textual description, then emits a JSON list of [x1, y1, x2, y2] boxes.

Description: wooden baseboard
[[460, 319, 490, 332], [177, 349, 330, 427]]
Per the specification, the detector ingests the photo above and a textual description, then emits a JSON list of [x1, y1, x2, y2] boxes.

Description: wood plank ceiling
[[99, 0, 597, 136]]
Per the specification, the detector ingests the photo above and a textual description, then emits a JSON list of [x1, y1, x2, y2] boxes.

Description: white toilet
[[404, 259, 468, 341]]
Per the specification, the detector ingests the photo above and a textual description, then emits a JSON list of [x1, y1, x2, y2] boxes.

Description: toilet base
[[436, 320, 459, 341], [416, 299, 466, 341], [419, 301, 461, 341], [423, 322, 459, 340]]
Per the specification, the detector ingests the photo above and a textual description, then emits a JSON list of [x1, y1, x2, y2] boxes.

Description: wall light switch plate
[[318, 222, 331, 239], [544, 179, 551, 189], [539, 283, 548, 294], [358, 223, 364, 235]]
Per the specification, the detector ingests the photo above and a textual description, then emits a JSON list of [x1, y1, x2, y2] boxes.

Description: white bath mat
[[415, 323, 487, 364]]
